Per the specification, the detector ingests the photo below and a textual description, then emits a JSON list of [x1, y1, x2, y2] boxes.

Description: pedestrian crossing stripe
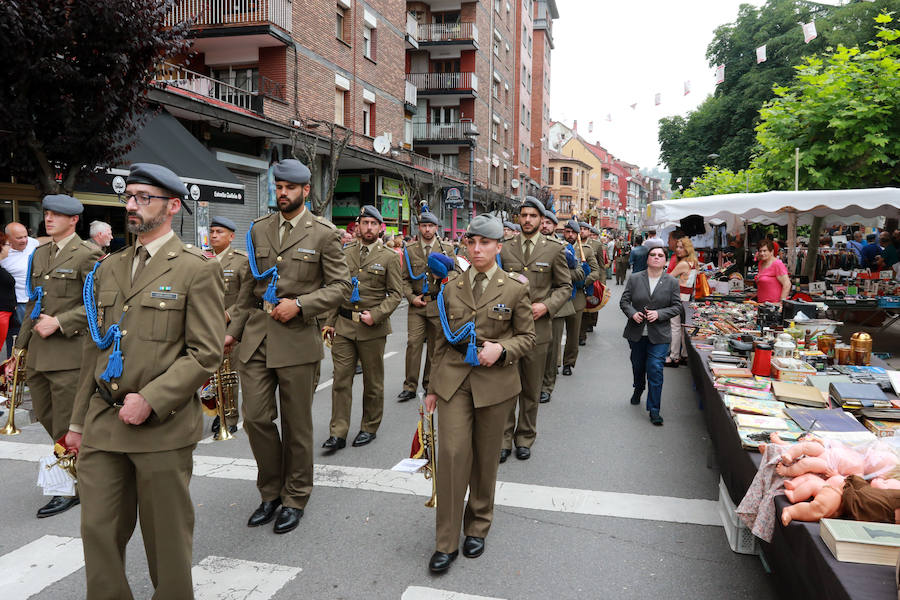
[[0, 440, 721, 527], [0, 535, 83, 598], [192, 556, 299, 600], [402, 587, 507, 600]]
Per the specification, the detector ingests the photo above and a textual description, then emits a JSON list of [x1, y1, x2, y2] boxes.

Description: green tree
[[676, 166, 767, 198], [0, 1, 190, 195], [658, 0, 900, 185]]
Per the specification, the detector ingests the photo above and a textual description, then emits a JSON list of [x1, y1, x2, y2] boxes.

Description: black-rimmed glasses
[[116, 193, 174, 206]]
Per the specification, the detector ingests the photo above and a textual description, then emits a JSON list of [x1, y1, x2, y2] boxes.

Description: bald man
[[2, 223, 39, 357]]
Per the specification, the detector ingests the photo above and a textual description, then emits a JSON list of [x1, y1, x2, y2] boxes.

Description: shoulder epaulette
[[182, 244, 208, 260], [507, 271, 529, 285], [545, 235, 565, 245], [344, 240, 360, 249], [446, 270, 461, 282], [315, 215, 337, 230], [233, 249, 248, 257], [253, 213, 274, 224]]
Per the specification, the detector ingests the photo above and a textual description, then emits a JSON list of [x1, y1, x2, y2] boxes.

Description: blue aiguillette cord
[[403, 244, 429, 295], [436, 282, 479, 366], [246, 221, 281, 305], [83, 262, 124, 382], [24, 250, 43, 319]]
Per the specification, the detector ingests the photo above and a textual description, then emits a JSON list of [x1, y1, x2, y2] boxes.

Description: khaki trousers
[[330, 333, 387, 439], [435, 377, 513, 553], [403, 307, 437, 393], [503, 341, 548, 449], [541, 317, 565, 394], [27, 367, 80, 442], [79, 443, 195, 600], [239, 339, 317, 509], [563, 311, 583, 367]]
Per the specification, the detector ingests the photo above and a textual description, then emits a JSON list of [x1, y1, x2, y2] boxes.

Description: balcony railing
[[406, 72, 478, 94], [406, 13, 418, 48], [405, 80, 417, 107], [408, 153, 467, 181], [166, 0, 293, 33], [417, 22, 478, 44], [412, 121, 477, 142], [154, 62, 285, 114]]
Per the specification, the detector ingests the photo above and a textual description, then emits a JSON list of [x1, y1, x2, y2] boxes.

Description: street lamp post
[[464, 128, 480, 228]]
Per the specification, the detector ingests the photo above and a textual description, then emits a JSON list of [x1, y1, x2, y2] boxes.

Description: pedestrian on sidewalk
[[620, 247, 681, 426], [665, 237, 699, 368], [0, 234, 15, 350]]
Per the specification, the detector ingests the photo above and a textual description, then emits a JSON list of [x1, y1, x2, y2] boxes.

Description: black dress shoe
[[630, 389, 643, 405], [36, 495, 80, 518], [664, 360, 679, 368], [539, 391, 551, 403], [352, 431, 376, 447], [228, 424, 238, 434], [650, 412, 664, 426], [428, 550, 458, 573], [587, 326, 594, 332], [247, 499, 282, 527], [397, 390, 416, 402], [355, 364, 363, 374], [562, 365, 572, 376], [462, 536, 485, 558], [515, 446, 531, 460], [322, 436, 346, 450], [499, 448, 511, 463], [273, 507, 303, 534], [578, 339, 586, 346], [211, 415, 220, 434]]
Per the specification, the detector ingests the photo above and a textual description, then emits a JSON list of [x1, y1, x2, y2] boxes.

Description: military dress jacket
[[590, 239, 609, 283], [427, 270, 535, 407], [498, 233, 572, 344], [401, 239, 456, 318], [71, 236, 225, 453], [326, 240, 402, 341], [16, 237, 103, 371], [218, 247, 252, 322], [570, 242, 601, 312], [227, 211, 351, 369]]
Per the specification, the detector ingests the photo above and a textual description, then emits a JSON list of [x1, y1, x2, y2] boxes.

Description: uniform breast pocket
[[139, 291, 186, 341], [485, 308, 512, 336], [363, 265, 386, 287], [253, 247, 272, 270], [97, 290, 118, 328], [292, 249, 320, 279]]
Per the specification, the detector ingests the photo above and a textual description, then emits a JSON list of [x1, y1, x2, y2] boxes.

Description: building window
[[560, 167, 572, 186], [336, 5, 348, 41], [491, 120, 499, 141], [212, 66, 259, 93], [492, 79, 500, 99], [363, 26, 376, 59], [335, 89, 346, 126], [494, 0, 501, 12], [362, 103, 372, 136], [548, 167, 555, 185]]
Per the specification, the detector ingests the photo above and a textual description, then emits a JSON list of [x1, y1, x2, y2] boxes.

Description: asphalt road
[[0, 281, 779, 600]]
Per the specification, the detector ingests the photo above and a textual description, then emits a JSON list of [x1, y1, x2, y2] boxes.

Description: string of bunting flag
[[577, 19, 819, 128]]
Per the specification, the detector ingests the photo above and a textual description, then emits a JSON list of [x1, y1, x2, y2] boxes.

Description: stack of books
[[830, 382, 891, 410], [772, 381, 829, 408], [820, 519, 900, 566]]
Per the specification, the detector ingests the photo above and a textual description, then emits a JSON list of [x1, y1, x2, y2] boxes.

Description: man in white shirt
[[2, 222, 39, 357], [643, 230, 665, 250]]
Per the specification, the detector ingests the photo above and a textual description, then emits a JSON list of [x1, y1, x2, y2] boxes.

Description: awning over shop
[[78, 111, 245, 204]]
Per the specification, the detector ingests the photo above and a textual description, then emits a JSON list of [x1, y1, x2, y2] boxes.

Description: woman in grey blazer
[[619, 247, 682, 425]]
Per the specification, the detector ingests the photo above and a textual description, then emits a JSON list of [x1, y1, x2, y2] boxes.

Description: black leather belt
[[96, 385, 122, 409], [338, 307, 362, 321]]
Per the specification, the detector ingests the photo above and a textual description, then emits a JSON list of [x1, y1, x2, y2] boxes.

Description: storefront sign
[[444, 187, 464, 210]]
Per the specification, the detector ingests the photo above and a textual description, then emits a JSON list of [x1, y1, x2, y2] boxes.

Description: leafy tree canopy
[[675, 166, 767, 198], [658, 0, 900, 188], [0, 1, 190, 195]]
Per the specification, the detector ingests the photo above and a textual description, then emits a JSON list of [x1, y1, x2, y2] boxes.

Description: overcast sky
[[551, 0, 767, 171]]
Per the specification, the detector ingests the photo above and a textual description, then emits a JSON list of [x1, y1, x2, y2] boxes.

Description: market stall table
[[683, 307, 899, 600]]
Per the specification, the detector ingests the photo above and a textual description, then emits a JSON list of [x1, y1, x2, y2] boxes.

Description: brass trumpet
[[420, 406, 437, 508], [200, 353, 239, 441], [0, 347, 27, 436]]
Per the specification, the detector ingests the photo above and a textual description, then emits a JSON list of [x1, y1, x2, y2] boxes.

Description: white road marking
[[402, 587, 506, 600], [315, 378, 333, 392], [198, 421, 245, 445], [192, 556, 300, 600], [0, 441, 720, 527], [0, 535, 84, 597], [384, 351, 398, 359]]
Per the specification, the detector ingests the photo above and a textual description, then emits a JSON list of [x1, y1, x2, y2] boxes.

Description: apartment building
[[529, 0, 558, 189], [547, 151, 591, 221]]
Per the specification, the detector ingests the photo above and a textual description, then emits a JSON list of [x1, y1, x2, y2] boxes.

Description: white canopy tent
[[645, 188, 900, 274]]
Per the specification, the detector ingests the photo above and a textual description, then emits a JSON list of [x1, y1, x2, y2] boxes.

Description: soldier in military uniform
[[424, 214, 535, 574], [579, 224, 608, 342], [225, 159, 351, 534], [398, 206, 455, 402], [322, 205, 402, 450], [561, 221, 600, 375], [539, 208, 579, 404], [498, 197, 572, 461], [7, 194, 102, 518], [207, 215, 251, 435], [64, 163, 225, 599], [615, 237, 630, 285]]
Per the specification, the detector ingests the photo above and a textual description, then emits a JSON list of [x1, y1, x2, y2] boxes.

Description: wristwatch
[[295, 297, 304, 319]]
